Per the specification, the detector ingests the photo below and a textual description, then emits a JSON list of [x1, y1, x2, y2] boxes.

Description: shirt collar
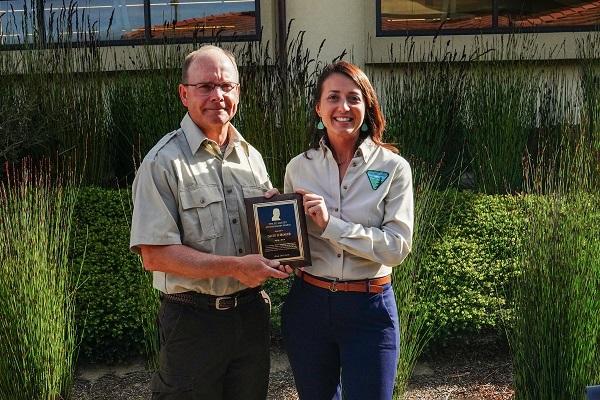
[[357, 136, 376, 162], [318, 135, 376, 163], [181, 112, 249, 157]]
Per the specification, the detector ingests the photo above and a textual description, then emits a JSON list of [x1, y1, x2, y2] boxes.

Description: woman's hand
[[295, 188, 329, 231]]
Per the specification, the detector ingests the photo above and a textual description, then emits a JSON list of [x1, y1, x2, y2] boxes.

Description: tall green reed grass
[[578, 34, 600, 191], [0, 41, 110, 184], [392, 162, 456, 397], [0, 160, 80, 399], [511, 164, 600, 399], [376, 38, 470, 178], [236, 27, 325, 186], [2, 21, 599, 193], [464, 63, 537, 194], [510, 52, 600, 396]]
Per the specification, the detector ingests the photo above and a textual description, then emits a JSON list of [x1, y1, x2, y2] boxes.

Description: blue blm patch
[[366, 170, 389, 190]]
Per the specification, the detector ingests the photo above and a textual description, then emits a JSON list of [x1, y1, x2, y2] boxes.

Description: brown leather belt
[[161, 287, 262, 311], [296, 270, 391, 294]]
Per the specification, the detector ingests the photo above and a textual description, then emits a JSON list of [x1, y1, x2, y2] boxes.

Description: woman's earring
[[360, 122, 368, 132], [317, 120, 325, 130]]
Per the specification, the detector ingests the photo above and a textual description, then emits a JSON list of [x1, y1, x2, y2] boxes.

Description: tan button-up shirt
[[130, 113, 272, 295], [284, 137, 413, 280]]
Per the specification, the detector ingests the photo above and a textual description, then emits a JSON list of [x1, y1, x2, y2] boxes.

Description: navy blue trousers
[[282, 278, 399, 400]]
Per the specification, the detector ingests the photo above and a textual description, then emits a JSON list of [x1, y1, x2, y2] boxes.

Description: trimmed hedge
[[72, 187, 527, 361], [415, 191, 525, 342], [71, 187, 153, 362], [71, 187, 292, 362]]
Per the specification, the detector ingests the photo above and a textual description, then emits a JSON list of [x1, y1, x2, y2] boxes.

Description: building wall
[[285, 0, 368, 64], [281, 0, 598, 66]]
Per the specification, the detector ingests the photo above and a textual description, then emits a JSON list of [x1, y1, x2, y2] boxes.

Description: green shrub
[[415, 190, 525, 342], [71, 187, 152, 363], [263, 277, 294, 339], [70, 187, 537, 361], [71, 187, 290, 362]]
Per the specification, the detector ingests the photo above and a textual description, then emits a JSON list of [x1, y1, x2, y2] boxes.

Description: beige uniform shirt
[[130, 113, 272, 295], [284, 137, 413, 280]]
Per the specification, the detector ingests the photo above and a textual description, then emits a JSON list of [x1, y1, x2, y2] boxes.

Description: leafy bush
[[415, 190, 525, 342], [71, 187, 537, 361], [71, 187, 153, 363], [71, 187, 289, 362]]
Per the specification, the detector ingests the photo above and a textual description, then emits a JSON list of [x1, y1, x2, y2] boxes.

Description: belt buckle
[[215, 296, 237, 310], [329, 279, 338, 292]]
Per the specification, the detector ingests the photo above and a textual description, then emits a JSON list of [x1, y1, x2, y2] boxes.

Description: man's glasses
[[182, 82, 239, 95]]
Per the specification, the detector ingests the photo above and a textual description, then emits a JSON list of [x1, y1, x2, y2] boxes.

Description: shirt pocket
[[242, 185, 268, 199], [179, 185, 224, 243]]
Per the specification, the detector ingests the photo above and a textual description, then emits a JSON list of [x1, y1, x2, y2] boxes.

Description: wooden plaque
[[244, 193, 311, 268]]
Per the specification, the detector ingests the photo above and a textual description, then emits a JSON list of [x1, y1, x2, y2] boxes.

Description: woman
[[282, 61, 414, 400]]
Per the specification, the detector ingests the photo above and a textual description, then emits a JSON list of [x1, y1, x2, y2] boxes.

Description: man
[[130, 45, 290, 400]]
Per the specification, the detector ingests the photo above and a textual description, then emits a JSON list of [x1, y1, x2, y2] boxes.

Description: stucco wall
[[282, 0, 598, 66]]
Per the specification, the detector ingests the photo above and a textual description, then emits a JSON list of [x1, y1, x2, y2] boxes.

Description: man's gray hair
[[181, 45, 239, 83]]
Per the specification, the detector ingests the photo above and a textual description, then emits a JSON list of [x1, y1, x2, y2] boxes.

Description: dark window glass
[[43, 0, 145, 42], [148, 0, 257, 40], [378, 0, 600, 34], [0, 0, 33, 44], [1, 0, 257, 44], [380, 0, 493, 32], [498, 0, 600, 28]]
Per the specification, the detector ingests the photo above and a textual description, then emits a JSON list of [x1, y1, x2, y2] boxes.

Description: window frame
[[0, 0, 261, 49], [376, 0, 600, 37]]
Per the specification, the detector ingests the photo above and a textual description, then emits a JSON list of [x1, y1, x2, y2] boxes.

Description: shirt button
[[227, 189, 232, 194], [337, 253, 341, 258], [352, 162, 357, 167], [343, 185, 348, 190], [232, 218, 237, 224], [334, 208, 339, 212], [238, 249, 243, 254]]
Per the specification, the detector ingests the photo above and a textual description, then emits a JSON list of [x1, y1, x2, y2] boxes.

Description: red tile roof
[[381, 1, 600, 31], [122, 11, 255, 40]]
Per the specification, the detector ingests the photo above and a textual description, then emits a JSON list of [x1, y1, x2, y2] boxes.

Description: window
[[0, 0, 259, 46], [377, 0, 600, 36]]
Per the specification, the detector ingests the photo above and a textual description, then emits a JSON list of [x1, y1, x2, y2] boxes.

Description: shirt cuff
[[320, 216, 346, 240]]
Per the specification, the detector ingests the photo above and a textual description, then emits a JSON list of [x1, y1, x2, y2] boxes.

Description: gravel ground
[[72, 339, 513, 400]]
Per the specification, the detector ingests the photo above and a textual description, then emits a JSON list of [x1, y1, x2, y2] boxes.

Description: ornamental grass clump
[[235, 26, 326, 186], [511, 194, 600, 399], [0, 11, 110, 184], [464, 63, 538, 194], [377, 39, 470, 177], [510, 121, 600, 398], [0, 160, 80, 399], [578, 34, 600, 192], [392, 163, 454, 397]]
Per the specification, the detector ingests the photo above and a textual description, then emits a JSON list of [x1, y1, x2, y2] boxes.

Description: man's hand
[[264, 188, 280, 199], [232, 254, 290, 287], [275, 264, 294, 274], [295, 188, 329, 231]]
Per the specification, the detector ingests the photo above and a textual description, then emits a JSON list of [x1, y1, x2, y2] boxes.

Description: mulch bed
[[72, 338, 513, 400]]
